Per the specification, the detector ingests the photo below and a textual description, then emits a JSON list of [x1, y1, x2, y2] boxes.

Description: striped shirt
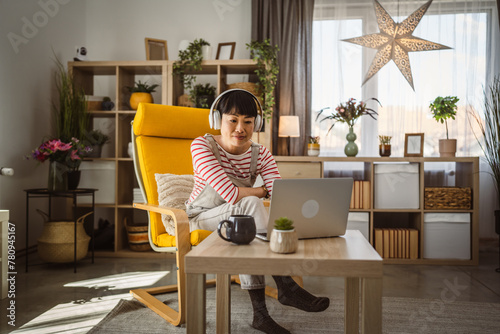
[[187, 136, 281, 205]]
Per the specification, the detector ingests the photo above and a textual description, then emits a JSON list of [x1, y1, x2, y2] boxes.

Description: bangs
[[218, 90, 258, 118]]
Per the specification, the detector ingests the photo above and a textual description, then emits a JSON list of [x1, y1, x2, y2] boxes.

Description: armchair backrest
[[132, 103, 219, 243]]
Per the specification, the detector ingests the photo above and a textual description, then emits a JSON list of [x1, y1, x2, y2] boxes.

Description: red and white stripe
[[187, 136, 280, 205]]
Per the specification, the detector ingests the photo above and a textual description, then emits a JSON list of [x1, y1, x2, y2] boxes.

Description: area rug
[[88, 285, 500, 333]]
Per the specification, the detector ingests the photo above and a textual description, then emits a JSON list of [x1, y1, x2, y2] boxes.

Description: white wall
[[0, 0, 251, 250]]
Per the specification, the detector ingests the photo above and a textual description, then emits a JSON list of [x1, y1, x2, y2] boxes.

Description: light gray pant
[[189, 196, 268, 290]]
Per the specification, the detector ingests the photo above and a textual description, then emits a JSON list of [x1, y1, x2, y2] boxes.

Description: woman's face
[[220, 111, 255, 153]]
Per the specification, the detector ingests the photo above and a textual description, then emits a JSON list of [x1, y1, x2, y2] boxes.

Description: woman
[[186, 89, 329, 334]]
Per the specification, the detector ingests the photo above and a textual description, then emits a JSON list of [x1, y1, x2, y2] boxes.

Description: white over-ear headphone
[[209, 88, 264, 131]]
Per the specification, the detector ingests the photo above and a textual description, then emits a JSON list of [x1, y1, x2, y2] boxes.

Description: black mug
[[217, 215, 256, 245]]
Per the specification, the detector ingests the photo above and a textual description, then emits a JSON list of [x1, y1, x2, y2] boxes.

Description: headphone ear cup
[[213, 110, 221, 130], [254, 114, 263, 132]]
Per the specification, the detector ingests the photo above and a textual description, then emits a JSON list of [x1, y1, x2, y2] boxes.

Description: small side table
[[24, 188, 97, 273]]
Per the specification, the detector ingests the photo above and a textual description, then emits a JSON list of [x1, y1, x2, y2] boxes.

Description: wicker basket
[[125, 217, 152, 251], [177, 94, 194, 107], [37, 211, 92, 263], [226, 82, 263, 104], [424, 187, 472, 210]]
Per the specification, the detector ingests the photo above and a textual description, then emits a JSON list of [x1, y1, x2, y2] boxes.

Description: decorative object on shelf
[[53, 56, 89, 142], [172, 38, 210, 96], [404, 133, 424, 157], [278, 115, 300, 156], [468, 75, 500, 271], [37, 210, 92, 263], [84, 129, 110, 158], [145, 37, 168, 60], [270, 217, 298, 254], [430, 95, 459, 157], [246, 39, 279, 121], [216, 42, 236, 60], [191, 83, 216, 108], [308, 136, 320, 156], [379, 135, 392, 157], [101, 97, 115, 111], [316, 97, 380, 157], [125, 217, 151, 251], [342, 0, 451, 90], [74, 46, 87, 61], [28, 138, 91, 191], [127, 80, 159, 110]]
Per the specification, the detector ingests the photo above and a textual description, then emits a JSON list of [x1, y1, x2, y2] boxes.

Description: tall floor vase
[[344, 126, 358, 157], [48, 161, 67, 191]]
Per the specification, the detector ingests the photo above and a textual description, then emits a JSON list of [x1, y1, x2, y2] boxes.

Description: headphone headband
[[209, 88, 264, 131]]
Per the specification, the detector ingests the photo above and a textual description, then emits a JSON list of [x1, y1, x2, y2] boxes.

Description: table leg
[[361, 277, 382, 334], [216, 274, 231, 334], [345, 277, 359, 334], [186, 273, 206, 334]]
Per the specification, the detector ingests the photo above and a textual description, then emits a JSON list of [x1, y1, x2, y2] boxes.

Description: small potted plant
[[173, 39, 210, 97], [378, 135, 392, 157], [85, 129, 110, 158], [429, 96, 459, 157], [308, 136, 320, 156], [127, 80, 159, 110], [269, 217, 298, 254], [191, 83, 216, 108]]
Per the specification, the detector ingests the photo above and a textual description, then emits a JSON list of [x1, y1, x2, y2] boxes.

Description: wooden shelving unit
[[275, 156, 479, 265], [69, 60, 260, 257]]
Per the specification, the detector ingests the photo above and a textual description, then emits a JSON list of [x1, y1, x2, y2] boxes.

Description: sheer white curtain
[[312, 0, 499, 157]]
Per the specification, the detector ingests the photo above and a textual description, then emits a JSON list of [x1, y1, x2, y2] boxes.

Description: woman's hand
[[235, 186, 267, 203]]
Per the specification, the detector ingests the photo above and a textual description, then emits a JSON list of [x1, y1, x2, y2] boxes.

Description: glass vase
[[344, 126, 358, 157], [48, 161, 68, 192]]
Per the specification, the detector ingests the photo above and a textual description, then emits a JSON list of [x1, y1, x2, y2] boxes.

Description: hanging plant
[[246, 39, 279, 121], [172, 39, 210, 95]]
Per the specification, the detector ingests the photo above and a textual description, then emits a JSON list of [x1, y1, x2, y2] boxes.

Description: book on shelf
[[349, 180, 371, 209], [374, 228, 419, 259]]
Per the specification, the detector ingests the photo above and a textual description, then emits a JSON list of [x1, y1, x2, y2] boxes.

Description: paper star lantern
[[342, 0, 451, 90]]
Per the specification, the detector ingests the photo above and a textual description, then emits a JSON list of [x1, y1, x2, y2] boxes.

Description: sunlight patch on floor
[[63, 271, 170, 290], [10, 293, 132, 334]]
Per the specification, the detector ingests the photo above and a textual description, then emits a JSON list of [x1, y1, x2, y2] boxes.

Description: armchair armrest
[[133, 203, 191, 255]]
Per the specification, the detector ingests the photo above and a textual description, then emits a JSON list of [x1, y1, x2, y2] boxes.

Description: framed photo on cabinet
[[145, 38, 168, 60], [216, 42, 236, 60], [404, 133, 424, 157]]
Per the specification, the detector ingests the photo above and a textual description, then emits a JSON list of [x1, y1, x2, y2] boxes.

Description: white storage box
[[423, 213, 470, 259], [374, 163, 419, 209], [78, 161, 116, 204], [346, 212, 369, 241]]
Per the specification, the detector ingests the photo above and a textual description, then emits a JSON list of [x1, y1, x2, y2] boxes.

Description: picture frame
[[404, 133, 424, 157], [145, 38, 168, 60], [216, 42, 236, 60]]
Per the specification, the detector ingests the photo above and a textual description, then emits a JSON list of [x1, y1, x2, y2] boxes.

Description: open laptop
[[256, 178, 354, 241]]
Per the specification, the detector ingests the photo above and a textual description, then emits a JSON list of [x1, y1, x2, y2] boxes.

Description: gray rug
[[88, 286, 500, 333]]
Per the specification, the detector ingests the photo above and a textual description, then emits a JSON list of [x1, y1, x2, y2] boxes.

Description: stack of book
[[374, 228, 419, 259], [350, 180, 371, 209], [133, 188, 145, 204]]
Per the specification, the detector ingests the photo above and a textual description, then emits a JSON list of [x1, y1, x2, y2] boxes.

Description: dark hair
[[217, 90, 258, 118]]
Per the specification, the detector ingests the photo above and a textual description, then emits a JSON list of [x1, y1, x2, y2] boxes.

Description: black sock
[[247, 288, 291, 334], [272, 276, 330, 312]]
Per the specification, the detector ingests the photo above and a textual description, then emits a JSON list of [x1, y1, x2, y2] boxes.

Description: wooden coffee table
[[185, 230, 383, 334]]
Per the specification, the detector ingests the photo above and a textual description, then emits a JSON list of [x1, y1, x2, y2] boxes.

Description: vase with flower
[[316, 97, 380, 157], [308, 136, 320, 156], [378, 135, 392, 157], [28, 138, 91, 191]]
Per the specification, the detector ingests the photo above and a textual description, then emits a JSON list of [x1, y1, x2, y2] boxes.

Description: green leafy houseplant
[[246, 39, 279, 120], [127, 81, 159, 110], [53, 57, 89, 142], [191, 83, 216, 108], [126, 80, 159, 93], [273, 217, 294, 231], [309, 136, 320, 144], [85, 129, 110, 146], [429, 96, 459, 139], [173, 39, 210, 94]]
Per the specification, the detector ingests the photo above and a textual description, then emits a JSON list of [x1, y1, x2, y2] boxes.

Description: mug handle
[[217, 220, 233, 242]]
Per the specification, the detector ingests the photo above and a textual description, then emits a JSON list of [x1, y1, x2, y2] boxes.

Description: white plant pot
[[270, 229, 298, 254]]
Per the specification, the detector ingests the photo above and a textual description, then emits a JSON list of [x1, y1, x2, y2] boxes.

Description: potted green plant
[[308, 136, 320, 156], [246, 39, 279, 121], [379, 135, 392, 157], [191, 83, 216, 108], [269, 217, 298, 254], [85, 129, 110, 158], [429, 96, 459, 157], [468, 76, 500, 237], [127, 80, 159, 110], [173, 39, 210, 97], [53, 57, 89, 142]]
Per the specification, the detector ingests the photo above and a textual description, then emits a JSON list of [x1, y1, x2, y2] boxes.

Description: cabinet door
[[277, 162, 322, 179]]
